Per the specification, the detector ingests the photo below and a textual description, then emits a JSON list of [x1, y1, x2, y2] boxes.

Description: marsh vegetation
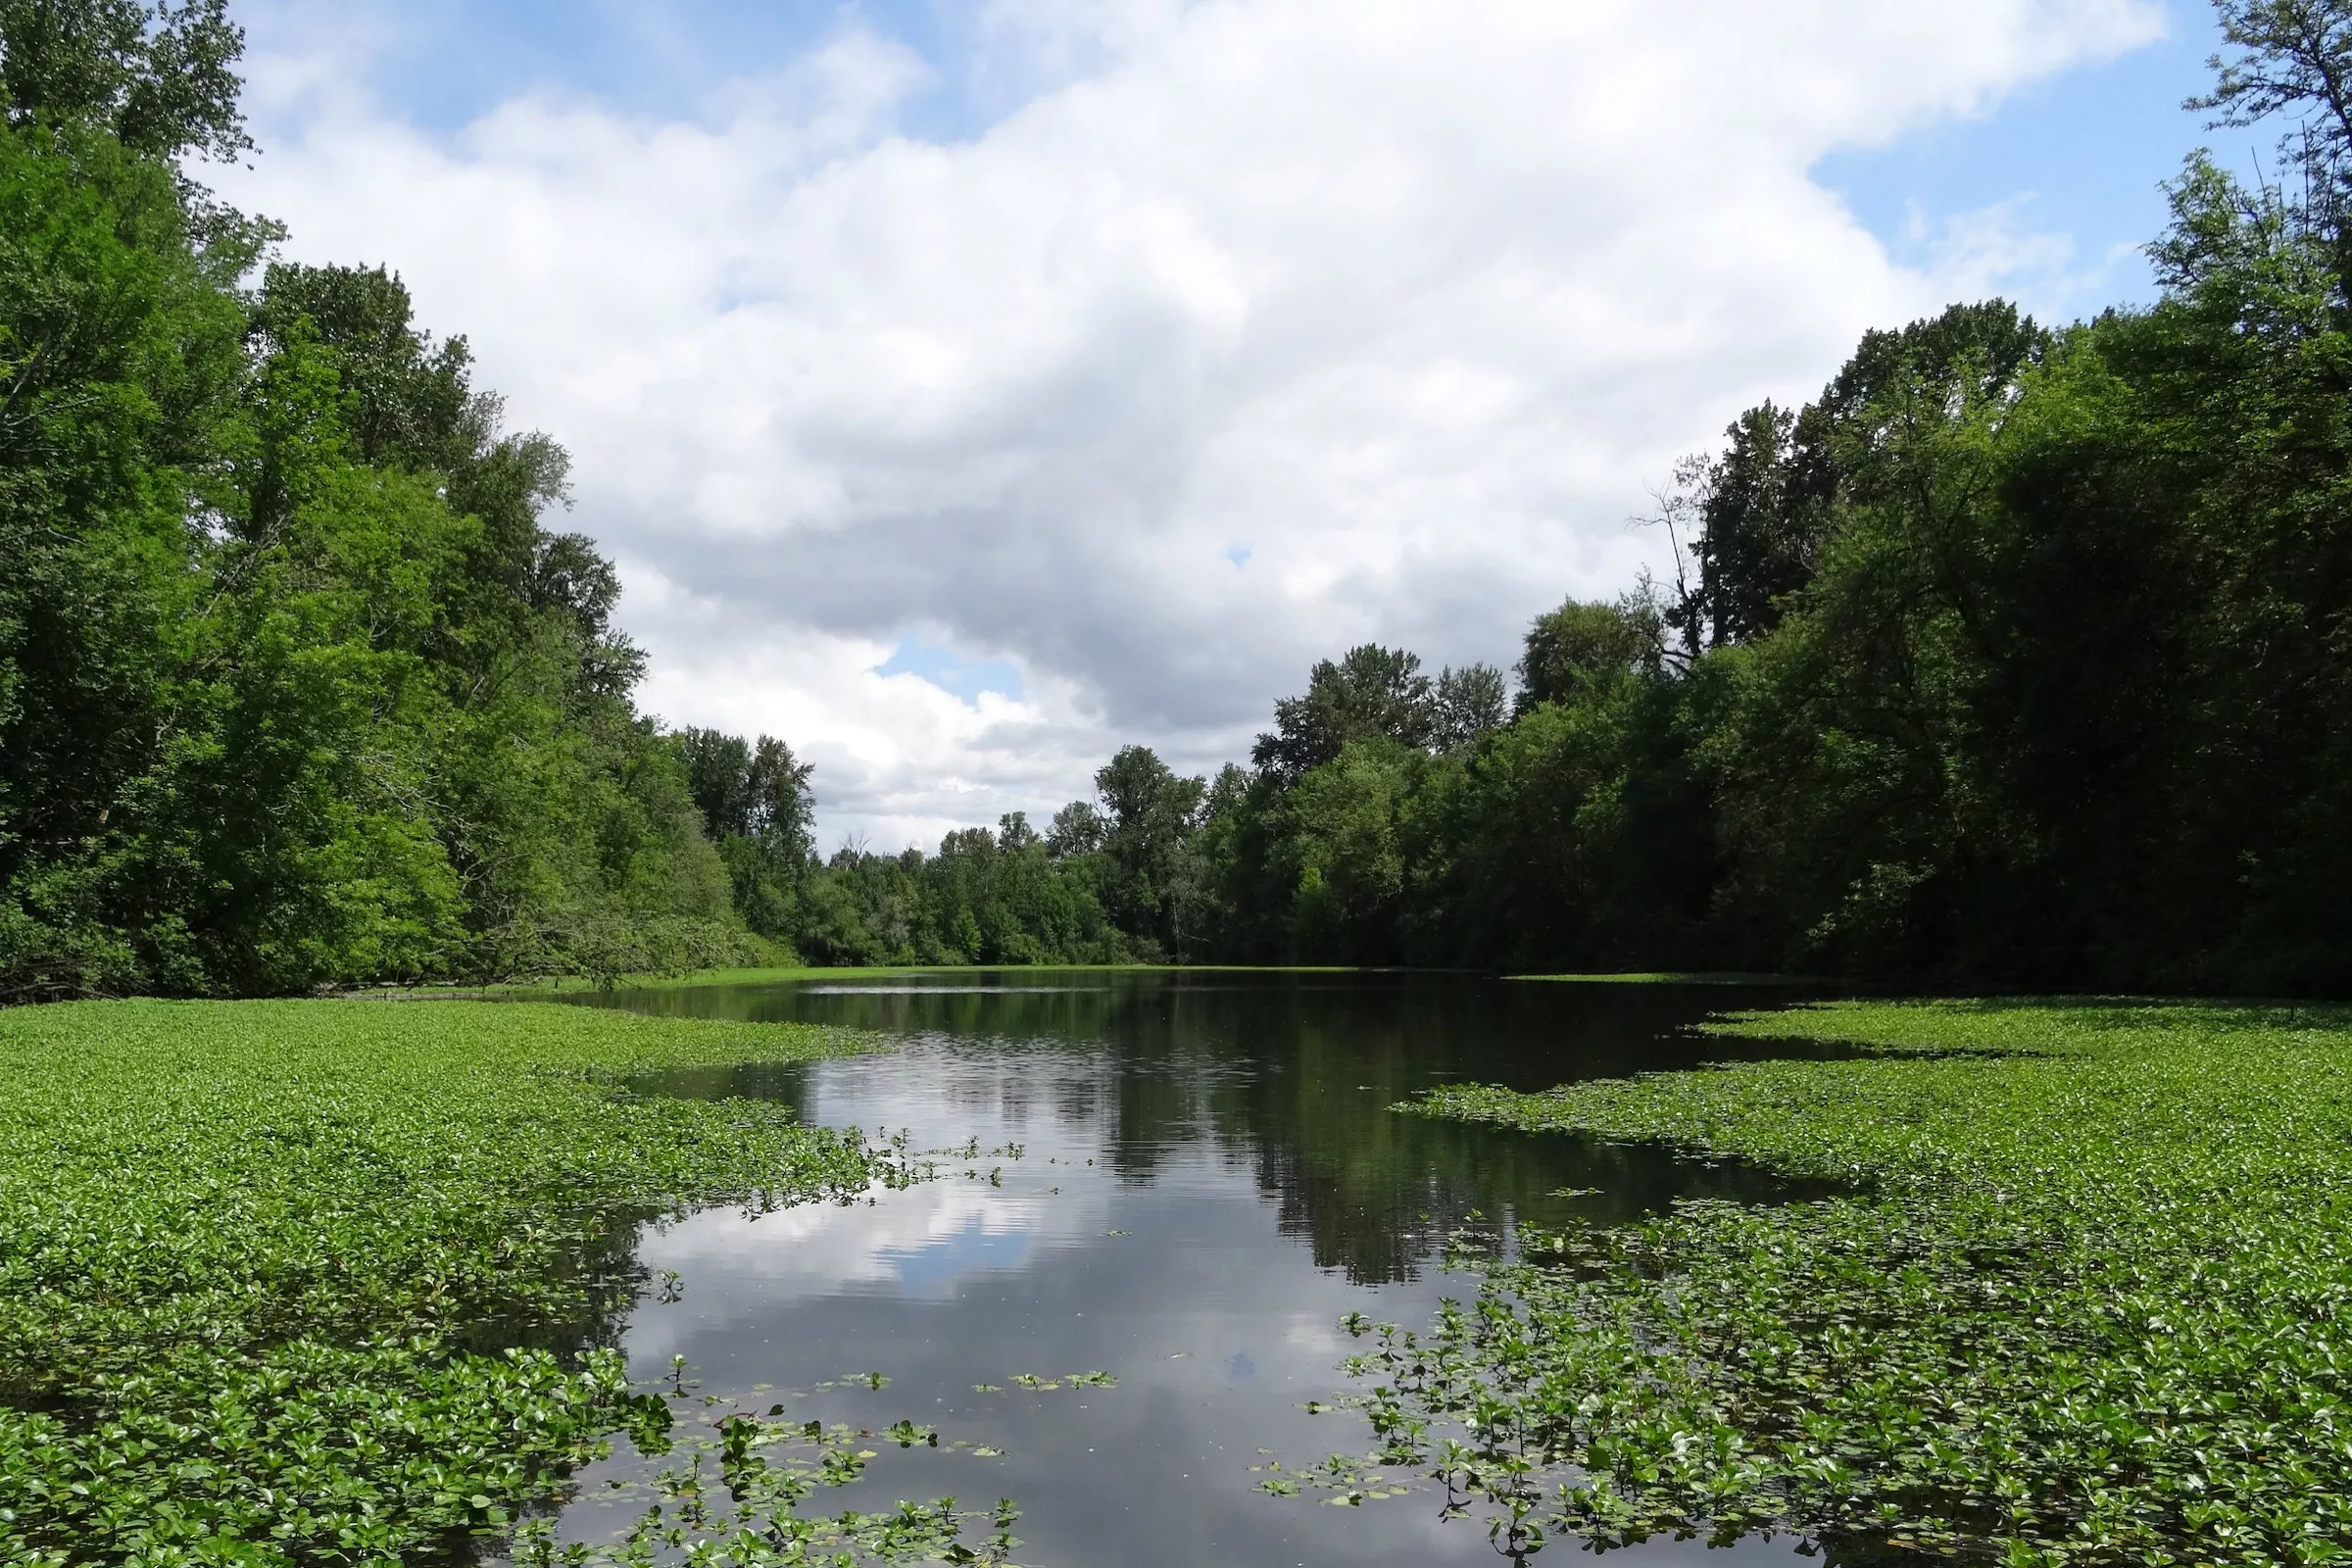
[[0, 1000, 900, 1563], [1339, 999, 2352, 1564], [7, 3, 2352, 1566]]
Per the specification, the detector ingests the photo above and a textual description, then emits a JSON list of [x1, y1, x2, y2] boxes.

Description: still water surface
[[555, 971, 1838, 1565]]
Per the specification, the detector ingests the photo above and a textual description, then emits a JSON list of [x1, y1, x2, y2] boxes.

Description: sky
[[213, 0, 2245, 852]]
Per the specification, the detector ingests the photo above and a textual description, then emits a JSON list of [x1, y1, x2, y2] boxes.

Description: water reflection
[[600, 972, 1839, 1285], [553, 972, 1838, 1565]]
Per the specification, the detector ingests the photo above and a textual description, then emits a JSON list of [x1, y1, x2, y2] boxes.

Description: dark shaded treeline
[[10, 2, 2352, 997], [698, 5, 2352, 994]]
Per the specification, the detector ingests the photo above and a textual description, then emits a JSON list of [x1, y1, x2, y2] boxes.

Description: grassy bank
[[482, 964, 906, 996], [1369, 999, 2352, 1566], [476, 962, 1365, 997], [0, 1001, 893, 1566]]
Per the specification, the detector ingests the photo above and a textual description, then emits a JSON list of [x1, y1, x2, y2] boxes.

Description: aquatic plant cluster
[[510, 1383, 1025, 1568], [1371, 1000, 2352, 1564], [0, 1001, 898, 1564]]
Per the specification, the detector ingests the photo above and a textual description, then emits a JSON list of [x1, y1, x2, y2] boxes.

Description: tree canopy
[[0, 12, 747, 996], [8, 0, 2351, 996]]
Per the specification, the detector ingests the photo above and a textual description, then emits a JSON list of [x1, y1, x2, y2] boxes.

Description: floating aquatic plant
[[1313, 999, 2352, 1565], [0, 1000, 911, 1564], [505, 1366, 1025, 1567]]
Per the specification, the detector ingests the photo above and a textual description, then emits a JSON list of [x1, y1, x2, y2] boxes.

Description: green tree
[[0, 114, 253, 995], [1093, 744, 1205, 955], [1431, 662, 1507, 750], [1251, 644, 1435, 779], [0, 0, 247, 162], [1513, 597, 1661, 713]]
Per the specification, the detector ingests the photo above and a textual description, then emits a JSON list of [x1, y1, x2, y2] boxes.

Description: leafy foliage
[[16, 0, 2352, 999], [1368, 1000, 2352, 1565], [1251, 645, 1504, 780], [0, 999, 896, 1564], [0, 0, 249, 162], [506, 1381, 1025, 1568], [965, 7, 2352, 991], [764, 804, 1134, 968], [0, 21, 748, 997]]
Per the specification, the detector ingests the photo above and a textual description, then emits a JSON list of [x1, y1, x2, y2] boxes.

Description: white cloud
[[220, 0, 2164, 850], [1912, 193, 2156, 315]]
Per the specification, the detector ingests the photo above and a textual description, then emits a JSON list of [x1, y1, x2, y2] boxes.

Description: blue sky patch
[[877, 635, 1026, 705], [277, 0, 2243, 321], [1813, 0, 2226, 310], [285, 0, 1029, 143], [881, 1211, 1032, 1293]]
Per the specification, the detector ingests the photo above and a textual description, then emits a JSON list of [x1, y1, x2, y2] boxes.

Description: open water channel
[[547, 971, 1845, 1566]]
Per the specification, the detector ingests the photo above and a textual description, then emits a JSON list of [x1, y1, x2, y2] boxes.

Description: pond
[[545, 971, 1843, 1565]]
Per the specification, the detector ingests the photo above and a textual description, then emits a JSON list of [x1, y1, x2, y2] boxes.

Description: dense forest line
[[0, 1, 755, 998], [8, 1, 2352, 998], [695, 0, 2352, 994]]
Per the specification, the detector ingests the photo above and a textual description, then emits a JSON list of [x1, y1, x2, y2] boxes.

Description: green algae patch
[[0, 1001, 893, 1565], [1383, 999, 2352, 1565]]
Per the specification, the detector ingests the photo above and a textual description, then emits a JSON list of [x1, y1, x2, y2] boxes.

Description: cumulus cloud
[[220, 0, 2165, 849]]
